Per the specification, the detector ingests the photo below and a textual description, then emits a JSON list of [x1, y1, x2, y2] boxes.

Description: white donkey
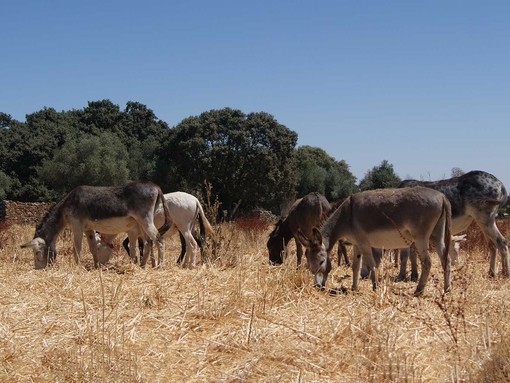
[[21, 182, 171, 269], [97, 192, 214, 268], [297, 186, 452, 297]]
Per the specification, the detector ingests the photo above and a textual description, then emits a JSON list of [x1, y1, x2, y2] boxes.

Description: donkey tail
[[442, 196, 452, 265], [196, 200, 214, 243], [157, 189, 172, 236]]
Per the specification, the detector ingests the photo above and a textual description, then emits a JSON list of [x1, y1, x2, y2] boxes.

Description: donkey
[[296, 186, 452, 297], [267, 192, 331, 266], [100, 192, 214, 268], [396, 170, 508, 279], [20, 182, 171, 269]]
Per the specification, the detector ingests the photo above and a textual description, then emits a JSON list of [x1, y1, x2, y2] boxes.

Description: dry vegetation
[[1, 219, 510, 383]]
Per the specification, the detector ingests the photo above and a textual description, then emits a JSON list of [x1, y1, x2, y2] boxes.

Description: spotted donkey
[[396, 170, 509, 279]]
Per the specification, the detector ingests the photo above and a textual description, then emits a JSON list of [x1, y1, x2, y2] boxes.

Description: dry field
[[1, 220, 510, 383]]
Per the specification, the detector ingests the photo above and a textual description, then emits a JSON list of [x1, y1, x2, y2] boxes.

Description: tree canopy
[[1, 100, 407, 216], [295, 145, 357, 201], [156, 108, 298, 216], [0, 100, 168, 201], [358, 160, 401, 191]]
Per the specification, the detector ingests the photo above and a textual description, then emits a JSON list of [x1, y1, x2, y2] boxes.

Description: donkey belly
[[82, 217, 138, 234], [361, 229, 414, 250], [451, 215, 473, 235]]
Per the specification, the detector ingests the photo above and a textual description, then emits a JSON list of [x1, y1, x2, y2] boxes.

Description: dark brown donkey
[[267, 192, 332, 266]]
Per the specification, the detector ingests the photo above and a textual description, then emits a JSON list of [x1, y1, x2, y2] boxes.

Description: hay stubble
[[1, 223, 509, 382]]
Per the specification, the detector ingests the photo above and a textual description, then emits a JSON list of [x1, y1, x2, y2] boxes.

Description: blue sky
[[2, 1, 509, 188]]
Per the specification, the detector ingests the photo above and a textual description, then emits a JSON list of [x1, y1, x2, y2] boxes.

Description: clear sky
[[2, 1, 509, 188]]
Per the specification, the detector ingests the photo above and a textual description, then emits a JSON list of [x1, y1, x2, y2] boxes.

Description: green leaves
[[358, 160, 401, 191], [295, 146, 357, 201], [37, 132, 130, 197], [157, 108, 298, 215]]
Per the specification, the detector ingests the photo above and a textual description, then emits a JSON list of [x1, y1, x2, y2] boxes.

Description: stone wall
[[0, 200, 53, 225]]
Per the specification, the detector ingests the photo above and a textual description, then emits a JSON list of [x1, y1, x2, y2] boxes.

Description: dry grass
[[1, 222, 510, 383]]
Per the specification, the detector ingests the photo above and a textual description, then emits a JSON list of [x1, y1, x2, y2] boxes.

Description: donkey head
[[267, 219, 286, 265], [296, 228, 331, 288], [20, 237, 56, 269]]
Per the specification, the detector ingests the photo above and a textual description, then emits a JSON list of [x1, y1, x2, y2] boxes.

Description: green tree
[[38, 131, 130, 197], [0, 100, 169, 200], [0, 170, 13, 200], [359, 160, 401, 191], [157, 108, 298, 216], [120, 102, 168, 180], [1, 108, 75, 200], [295, 145, 357, 201]]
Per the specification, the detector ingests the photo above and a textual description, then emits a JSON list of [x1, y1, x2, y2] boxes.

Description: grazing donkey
[[110, 192, 213, 268], [267, 192, 331, 266], [296, 186, 452, 297], [20, 182, 171, 269], [396, 170, 509, 279]]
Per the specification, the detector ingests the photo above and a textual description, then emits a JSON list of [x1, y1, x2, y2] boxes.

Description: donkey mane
[[35, 201, 64, 239]]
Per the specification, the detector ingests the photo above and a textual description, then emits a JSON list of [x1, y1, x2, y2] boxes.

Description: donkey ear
[[20, 238, 45, 249], [295, 229, 311, 247]]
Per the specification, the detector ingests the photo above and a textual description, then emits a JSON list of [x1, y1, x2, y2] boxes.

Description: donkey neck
[[278, 219, 295, 244], [35, 201, 67, 243], [321, 197, 352, 252]]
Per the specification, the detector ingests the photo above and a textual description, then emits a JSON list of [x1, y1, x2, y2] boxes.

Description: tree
[[120, 102, 169, 180], [37, 131, 130, 197], [0, 100, 170, 200], [156, 108, 298, 216], [295, 145, 357, 201], [359, 160, 401, 191], [0, 170, 13, 200], [0, 108, 75, 200]]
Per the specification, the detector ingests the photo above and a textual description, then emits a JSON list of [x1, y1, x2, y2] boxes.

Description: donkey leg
[[351, 246, 362, 291], [85, 230, 100, 268], [71, 228, 84, 266], [140, 237, 151, 267], [413, 241, 432, 297], [296, 241, 303, 266], [177, 231, 186, 264], [489, 227, 509, 277], [500, 239, 510, 277], [127, 233, 139, 264], [431, 238, 451, 293], [360, 248, 381, 279], [140, 220, 164, 268], [150, 239, 157, 268], [409, 246, 419, 282], [155, 237, 165, 267], [338, 241, 350, 267], [396, 248, 409, 281], [122, 237, 131, 260], [361, 246, 378, 291], [476, 215, 509, 277], [353, 245, 378, 291], [183, 231, 198, 268]]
